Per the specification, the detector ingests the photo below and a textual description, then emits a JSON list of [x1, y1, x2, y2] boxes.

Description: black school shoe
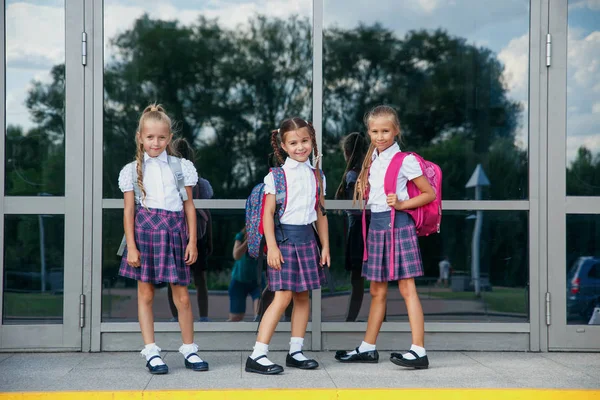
[[390, 350, 429, 369], [286, 351, 319, 369], [184, 353, 209, 371], [245, 355, 284, 375], [334, 347, 379, 363], [146, 355, 169, 374]]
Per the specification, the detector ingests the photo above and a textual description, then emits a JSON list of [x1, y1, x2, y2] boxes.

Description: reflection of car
[[567, 257, 600, 320]]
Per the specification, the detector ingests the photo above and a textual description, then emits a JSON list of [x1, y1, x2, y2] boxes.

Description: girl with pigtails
[[245, 117, 330, 375]]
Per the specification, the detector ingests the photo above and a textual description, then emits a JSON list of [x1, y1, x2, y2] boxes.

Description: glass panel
[[323, 210, 529, 322], [566, 214, 600, 324], [566, 1, 600, 196], [324, 1, 529, 200], [103, 0, 313, 200], [3, 215, 65, 324], [5, 0, 65, 196], [104, 209, 306, 322]]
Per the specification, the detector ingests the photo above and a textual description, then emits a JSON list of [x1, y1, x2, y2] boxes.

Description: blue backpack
[[245, 167, 324, 259]]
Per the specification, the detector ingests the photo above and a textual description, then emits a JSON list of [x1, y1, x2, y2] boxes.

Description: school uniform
[[263, 157, 326, 292], [117, 151, 198, 285], [363, 143, 424, 282]]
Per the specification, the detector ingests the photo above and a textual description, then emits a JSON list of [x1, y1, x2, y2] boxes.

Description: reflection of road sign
[[589, 307, 600, 325], [465, 164, 490, 296]]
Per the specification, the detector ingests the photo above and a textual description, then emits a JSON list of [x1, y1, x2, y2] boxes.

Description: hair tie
[[314, 153, 323, 163], [150, 106, 158, 112]]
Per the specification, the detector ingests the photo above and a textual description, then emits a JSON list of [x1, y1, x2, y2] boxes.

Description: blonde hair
[[271, 117, 325, 215], [135, 104, 175, 204], [354, 105, 402, 206]]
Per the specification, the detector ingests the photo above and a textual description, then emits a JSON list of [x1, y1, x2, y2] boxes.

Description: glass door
[[0, 0, 85, 350], [547, 0, 600, 350]]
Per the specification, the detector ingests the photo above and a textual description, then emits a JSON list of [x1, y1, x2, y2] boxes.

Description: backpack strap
[[383, 152, 410, 280], [167, 155, 189, 202], [270, 167, 287, 219]]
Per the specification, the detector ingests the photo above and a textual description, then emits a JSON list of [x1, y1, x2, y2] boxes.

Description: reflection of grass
[[4, 292, 63, 317], [425, 287, 527, 314], [4, 292, 130, 318]]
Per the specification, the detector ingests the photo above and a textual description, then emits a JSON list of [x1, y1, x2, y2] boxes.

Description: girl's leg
[[248, 290, 293, 368], [398, 278, 424, 347], [288, 291, 314, 363], [138, 282, 167, 369], [346, 268, 364, 322], [364, 281, 388, 344], [257, 290, 293, 344], [170, 284, 194, 344], [138, 282, 156, 344]]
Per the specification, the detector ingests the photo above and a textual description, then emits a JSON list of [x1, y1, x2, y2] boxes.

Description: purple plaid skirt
[[119, 207, 191, 285], [267, 224, 326, 292], [362, 211, 424, 282]]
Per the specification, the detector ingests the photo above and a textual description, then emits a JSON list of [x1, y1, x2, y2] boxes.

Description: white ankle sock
[[141, 343, 165, 367], [402, 344, 426, 360], [250, 341, 274, 366], [179, 343, 203, 363], [348, 341, 376, 356], [289, 337, 308, 361]]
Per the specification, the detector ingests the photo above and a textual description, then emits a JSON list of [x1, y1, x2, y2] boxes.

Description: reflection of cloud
[[569, 0, 600, 11], [6, 2, 64, 68], [498, 33, 528, 97], [567, 26, 600, 161]]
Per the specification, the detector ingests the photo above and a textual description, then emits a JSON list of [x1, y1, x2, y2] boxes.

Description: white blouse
[[367, 143, 422, 213], [118, 151, 198, 211], [263, 157, 326, 225]]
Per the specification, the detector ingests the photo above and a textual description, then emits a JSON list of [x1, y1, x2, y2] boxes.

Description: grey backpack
[[116, 156, 188, 256]]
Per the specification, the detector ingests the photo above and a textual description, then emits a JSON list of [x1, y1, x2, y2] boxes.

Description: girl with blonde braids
[[335, 105, 435, 369], [245, 117, 330, 375], [117, 104, 209, 374]]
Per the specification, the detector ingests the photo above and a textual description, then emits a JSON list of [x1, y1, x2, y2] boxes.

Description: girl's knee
[[293, 291, 309, 303], [399, 279, 417, 298], [370, 283, 387, 300], [138, 284, 154, 304], [273, 291, 293, 307]]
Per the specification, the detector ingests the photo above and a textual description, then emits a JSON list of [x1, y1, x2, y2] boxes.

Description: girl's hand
[[267, 247, 285, 270], [320, 246, 331, 268], [127, 248, 141, 268], [185, 242, 198, 265], [386, 193, 404, 210]]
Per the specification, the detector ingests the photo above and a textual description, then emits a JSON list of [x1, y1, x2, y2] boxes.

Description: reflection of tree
[[567, 147, 600, 196], [14, 14, 600, 289]]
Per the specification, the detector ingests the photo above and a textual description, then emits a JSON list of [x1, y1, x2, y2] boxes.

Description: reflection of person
[[437, 256, 451, 288], [229, 228, 261, 321], [117, 104, 208, 374], [167, 138, 213, 322], [245, 118, 330, 375], [335, 105, 436, 370], [335, 132, 370, 322]]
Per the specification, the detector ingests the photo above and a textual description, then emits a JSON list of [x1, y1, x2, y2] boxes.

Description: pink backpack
[[362, 152, 442, 279]]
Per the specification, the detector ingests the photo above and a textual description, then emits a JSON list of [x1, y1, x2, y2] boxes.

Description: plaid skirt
[[119, 207, 191, 285], [267, 224, 326, 292], [362, 211, 424, 282]]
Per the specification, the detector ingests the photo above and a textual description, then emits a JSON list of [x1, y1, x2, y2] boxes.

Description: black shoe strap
[[408, 350, 421, 359], [290, 350, 303, 356]]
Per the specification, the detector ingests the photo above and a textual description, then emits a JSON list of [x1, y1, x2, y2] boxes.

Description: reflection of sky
[[567, 1, 600, 164], [5, 0, 600, 162]]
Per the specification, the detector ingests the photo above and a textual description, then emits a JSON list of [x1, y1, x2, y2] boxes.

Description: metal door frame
[[547, 0, 600, 351], [0, 0, 85, 351]]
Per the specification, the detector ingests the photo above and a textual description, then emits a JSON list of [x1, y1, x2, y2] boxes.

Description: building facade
[[1, 0, 599, 352]]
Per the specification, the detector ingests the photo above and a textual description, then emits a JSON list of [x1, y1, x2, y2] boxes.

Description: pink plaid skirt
[[362, 211, 424, 282], [267, 224, 326, 292], [119, 207, 191, 285]]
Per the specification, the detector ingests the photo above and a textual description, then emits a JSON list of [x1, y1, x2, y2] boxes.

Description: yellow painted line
[[0, 389, 599, 400]]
